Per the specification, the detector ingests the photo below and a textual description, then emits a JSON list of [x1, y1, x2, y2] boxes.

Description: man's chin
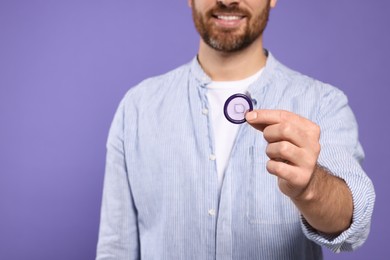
[[205, 40, 245, 53]]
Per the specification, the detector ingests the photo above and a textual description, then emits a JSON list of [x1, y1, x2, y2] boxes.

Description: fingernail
[[246, 111, 257, 121]]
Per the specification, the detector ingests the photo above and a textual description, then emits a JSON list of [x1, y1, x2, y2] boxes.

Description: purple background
[[0, 1, 388, 259]]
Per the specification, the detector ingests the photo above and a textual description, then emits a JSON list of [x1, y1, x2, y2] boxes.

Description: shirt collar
[[247, 50, 278, 105], [189, 49, 280, 104], [189, 56, 212, 87]]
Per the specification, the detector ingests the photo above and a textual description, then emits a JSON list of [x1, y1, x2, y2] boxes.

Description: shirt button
[[202, 108, 209, 115], [208, 209, 216, 216], [209, 154, 216, 161]]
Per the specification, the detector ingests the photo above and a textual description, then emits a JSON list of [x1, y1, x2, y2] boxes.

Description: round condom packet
[[223, 93, 253, 124]]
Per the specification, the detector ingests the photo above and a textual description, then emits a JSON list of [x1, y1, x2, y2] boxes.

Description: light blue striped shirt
[[96, 51, 375, 260]]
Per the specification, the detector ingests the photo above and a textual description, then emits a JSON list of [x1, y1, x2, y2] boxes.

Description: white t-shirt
[[206, 68, 263, 193]]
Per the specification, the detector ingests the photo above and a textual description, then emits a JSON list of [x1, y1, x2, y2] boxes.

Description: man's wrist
[[293, 164, 325, 203]]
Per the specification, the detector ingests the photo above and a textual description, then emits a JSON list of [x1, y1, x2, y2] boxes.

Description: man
[[96, 0, 375, 259]]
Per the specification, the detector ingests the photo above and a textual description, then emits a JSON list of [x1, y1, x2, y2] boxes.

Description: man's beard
[[191, 1, 270, 53]]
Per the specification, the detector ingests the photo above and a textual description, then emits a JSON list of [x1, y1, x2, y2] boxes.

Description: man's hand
[[245, 109, 353, 234], [245, 109, 321, 200]]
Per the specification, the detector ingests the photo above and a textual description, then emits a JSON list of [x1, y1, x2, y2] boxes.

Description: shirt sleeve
[[300, 86, 375, 253], [96, 99, 140, 260]]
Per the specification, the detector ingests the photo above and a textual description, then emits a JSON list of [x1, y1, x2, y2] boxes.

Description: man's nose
[[217, 0, 241, 6]]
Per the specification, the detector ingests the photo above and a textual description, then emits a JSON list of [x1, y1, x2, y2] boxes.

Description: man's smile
[[211, 13, 246, 28]]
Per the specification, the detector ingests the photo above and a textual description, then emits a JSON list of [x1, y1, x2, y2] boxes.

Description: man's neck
[[197, 37, 267, 81]]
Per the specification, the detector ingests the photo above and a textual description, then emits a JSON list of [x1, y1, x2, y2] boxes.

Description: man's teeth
[[217, 15, 241, 21]]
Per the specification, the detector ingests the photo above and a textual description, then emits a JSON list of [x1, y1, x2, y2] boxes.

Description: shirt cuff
[[300, 175, 374, 253]]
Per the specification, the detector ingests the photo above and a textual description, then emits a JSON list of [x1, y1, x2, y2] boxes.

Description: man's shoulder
[[125, 61, 191, 99], [115, 60, 194, 114], [269, 53, 344, 97], [262, 53, 350, 121]]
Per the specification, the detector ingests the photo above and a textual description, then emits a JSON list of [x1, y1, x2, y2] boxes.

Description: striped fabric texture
[[96, 51, 375, 260]]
